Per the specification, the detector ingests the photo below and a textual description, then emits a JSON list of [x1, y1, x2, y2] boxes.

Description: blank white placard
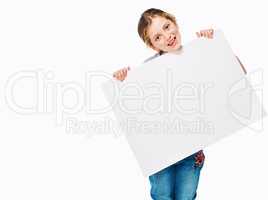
[[102, 30, 266, 177]]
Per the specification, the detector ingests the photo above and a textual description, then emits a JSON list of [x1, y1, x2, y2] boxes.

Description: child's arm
[[235, 56, 247, 75], [196, 29, 248, 75]]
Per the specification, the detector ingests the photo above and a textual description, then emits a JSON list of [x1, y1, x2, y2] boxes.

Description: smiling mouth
[[168, 36, 177, 47]]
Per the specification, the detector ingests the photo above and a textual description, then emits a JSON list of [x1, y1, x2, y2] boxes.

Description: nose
[[166, 34, 173, 43], [159, 29, 173, 43]]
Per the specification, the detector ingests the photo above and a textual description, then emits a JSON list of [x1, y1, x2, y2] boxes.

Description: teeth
[[169, 38, 174, 46], [169, 37, 176, 46]]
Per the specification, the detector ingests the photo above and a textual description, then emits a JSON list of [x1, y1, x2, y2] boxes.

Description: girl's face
[[147, 16, 181, 53]]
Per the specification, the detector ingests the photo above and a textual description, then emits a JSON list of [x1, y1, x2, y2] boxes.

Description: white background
[[0, 0, 267, 199]]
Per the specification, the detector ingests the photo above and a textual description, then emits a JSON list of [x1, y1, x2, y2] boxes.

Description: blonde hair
[[137, 8, 177, 52]]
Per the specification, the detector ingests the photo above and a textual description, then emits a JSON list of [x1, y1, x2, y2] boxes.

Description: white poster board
[[102, 30, 266, 177]]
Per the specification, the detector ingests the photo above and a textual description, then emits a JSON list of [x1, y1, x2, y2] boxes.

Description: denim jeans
[[148, 151, 205, 200]]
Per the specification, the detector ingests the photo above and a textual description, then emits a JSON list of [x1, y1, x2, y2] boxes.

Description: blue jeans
[[149, 151, 205, 200]]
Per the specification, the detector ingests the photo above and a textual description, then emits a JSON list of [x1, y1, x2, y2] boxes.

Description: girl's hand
[[113, 66, 130, 81], [196, 29, 214, 39]]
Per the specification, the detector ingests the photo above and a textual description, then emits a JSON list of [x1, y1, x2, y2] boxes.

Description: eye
[[155, 36, 160, 41], [165, 24, 170, 29]]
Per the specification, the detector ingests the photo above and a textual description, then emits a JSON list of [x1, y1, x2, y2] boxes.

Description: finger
[[121, 70, 126, 80], [208, 32, 212, 39], [206, 31, 211, 38], [202, 31, 207, 38], [210, 29, 214, 38], [206, 29, 213, 38], [205, 30, 210, 38], [115, 74, 121, 80], [204, 30, 210, 38], [123, 69, 127, 78], [205, 30, 209, 38], [124, 67, 130, 78], [119, 70, 124, 80], [115, 71, 120, 80], [196, 32, 201, 37]]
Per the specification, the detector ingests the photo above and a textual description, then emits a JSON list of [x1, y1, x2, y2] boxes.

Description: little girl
[[113, 8, 246, 200]]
